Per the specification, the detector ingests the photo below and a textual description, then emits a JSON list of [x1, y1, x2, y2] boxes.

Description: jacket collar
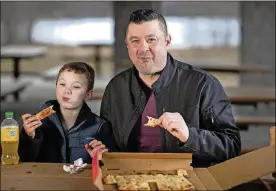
[[131, 53, 178, 95], [44, 100, 92, 135]]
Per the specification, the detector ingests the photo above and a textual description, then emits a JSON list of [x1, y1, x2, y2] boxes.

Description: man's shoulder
[[106, 67, 133, 87], [174, 59, 218, 83]]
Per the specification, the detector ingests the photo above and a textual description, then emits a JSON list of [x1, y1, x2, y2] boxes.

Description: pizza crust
[[36, 105, 56, 120]]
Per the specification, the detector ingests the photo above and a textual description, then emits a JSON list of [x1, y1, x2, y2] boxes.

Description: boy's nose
[[65, 88, 72, 95]]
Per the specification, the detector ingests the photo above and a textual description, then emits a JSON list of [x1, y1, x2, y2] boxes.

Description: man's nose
[[139, 40, 150, 51]]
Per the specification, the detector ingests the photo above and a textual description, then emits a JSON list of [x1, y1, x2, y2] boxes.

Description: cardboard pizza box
[[98, 126, 275, 190]]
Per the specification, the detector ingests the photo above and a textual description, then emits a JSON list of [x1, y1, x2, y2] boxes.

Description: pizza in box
[[103, 169, 195, 191]]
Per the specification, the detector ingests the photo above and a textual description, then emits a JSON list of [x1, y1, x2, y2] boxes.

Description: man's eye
[[131, 39, 139, 43], [147, 38, 156, 43], [59, 84, 65, 86]]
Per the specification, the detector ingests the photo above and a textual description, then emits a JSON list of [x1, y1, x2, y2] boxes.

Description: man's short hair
[[56, 62, 95, 91], [127, 9, 168, 36]]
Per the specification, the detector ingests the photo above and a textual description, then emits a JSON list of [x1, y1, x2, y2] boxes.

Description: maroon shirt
[[138, 91, 163, 152]]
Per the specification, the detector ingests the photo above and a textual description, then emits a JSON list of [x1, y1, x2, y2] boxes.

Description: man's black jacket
[[100, 53, 241, 167]]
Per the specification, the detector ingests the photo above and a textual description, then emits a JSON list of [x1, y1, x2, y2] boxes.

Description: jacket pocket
[[202, 107, 220, 130], [68, 136, 93, 163], [68, 136, 95, 148]]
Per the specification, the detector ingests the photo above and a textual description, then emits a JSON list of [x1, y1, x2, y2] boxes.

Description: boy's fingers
[[99, 148, 108, 154], [22, 114, 32, 120], [25, 116, 39, 125], [29, 121, 41, 128], [33, 123, 42, 129], [90, 141, 103, 148]]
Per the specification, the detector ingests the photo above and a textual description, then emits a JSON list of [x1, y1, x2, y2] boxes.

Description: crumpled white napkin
[[63, 158, 88, 174]]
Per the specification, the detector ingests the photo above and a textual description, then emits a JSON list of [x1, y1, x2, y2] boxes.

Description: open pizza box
[[94, 126, 275, 190]]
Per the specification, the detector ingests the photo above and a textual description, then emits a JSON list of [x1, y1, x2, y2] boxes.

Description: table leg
[[95, 45, 101, 77], [14, 57, 20, 79], [13, 57, 20, 100], [13, 92, 19, 101]]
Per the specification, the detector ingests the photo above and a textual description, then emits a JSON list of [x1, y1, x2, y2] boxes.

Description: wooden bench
[[1, 81, 31, 101], [234, 116, 275, 130], [235, 116, 275, 126]]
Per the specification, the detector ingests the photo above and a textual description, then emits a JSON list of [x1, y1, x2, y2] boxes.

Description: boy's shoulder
[[85, 110, 106, 125]]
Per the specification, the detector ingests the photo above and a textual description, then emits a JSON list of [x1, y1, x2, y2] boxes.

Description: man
[[88, 9, 241, 167]]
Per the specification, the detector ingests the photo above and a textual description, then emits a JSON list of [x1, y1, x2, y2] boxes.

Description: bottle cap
[[5, 112, 13, 118]]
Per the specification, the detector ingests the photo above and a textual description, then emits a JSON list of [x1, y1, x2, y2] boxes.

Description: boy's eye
[[73, 86, 81, 89], [59, 83, 65, 86]]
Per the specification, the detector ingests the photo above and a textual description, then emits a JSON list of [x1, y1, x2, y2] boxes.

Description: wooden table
[[1, 45, 47, 79], [225, 87, 275, 105], [1, 153, 192, 190], [1, 163, 98, 190], [1, 153, 274, 191], [119, 59, 274, 73], [192, 63, 273, 73]]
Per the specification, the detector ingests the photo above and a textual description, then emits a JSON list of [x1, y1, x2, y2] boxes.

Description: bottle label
[[1, 127, 19, 142]]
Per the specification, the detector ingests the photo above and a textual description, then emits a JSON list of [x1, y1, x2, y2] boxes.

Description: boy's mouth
[[62, 97, 70, 102]]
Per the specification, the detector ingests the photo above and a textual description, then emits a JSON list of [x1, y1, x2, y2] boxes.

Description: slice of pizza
[[144, 116, 162, 127], [177, 169, 189, 177], [103, 174, 117, 184], [36, 105, 56, 120]]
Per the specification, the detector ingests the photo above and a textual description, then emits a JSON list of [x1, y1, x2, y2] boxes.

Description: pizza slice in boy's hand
[[36, 105, 56, 120]]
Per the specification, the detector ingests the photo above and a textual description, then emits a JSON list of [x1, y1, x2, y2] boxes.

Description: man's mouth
[[139, 57, 152, 60]]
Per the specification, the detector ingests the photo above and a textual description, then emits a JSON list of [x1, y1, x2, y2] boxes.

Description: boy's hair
[[56, 62, 95, 91], [127, 9, 168, 37]]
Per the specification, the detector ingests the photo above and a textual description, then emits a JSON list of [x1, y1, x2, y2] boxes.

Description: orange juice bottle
[[1, 112, 20, 165]]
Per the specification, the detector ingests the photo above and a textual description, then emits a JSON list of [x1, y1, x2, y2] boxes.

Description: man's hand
[[158, 112, 189, 143], [22, 113, 42, 138], [85, 139, 108, 160]]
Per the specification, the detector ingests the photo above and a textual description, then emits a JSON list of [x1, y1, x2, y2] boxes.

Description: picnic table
[[1, 81, 31, 101], [191, 63, 273, 73], [78, 43, 112, 77], [90, 87, 275, 104], [1, 153, 274, 191], [119, 59, 274, 74], [225, 87, 275, 105], [1, 45, 47, 79]]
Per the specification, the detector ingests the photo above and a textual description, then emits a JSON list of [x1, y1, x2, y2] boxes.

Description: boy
[[19, 62, 116, 163]]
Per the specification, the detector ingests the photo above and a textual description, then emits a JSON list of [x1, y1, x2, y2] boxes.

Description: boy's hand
[[85, 139, 108, 160], [22, 113, 42, 138]]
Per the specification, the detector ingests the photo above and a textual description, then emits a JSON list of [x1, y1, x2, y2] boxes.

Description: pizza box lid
[[194, 126, 275, 190]]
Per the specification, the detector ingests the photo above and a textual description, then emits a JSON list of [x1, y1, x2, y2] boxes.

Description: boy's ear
[[86, 90, 93, 100]]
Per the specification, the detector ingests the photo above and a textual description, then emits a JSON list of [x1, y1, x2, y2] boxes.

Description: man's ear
[[125, 38, 129, 48], [86, 90, 93, 100], [165, 34, 172, 47]]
